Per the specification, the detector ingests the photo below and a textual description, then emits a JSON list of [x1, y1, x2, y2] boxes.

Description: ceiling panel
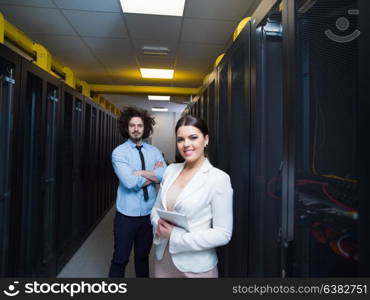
[[184, 0, 258, 21], [137, 55, 176, 69], [124, 14, 182, 42], [96, 52, 138, 69], [173, 71, 208, 86], [30, 34, 103, 70], [181, 18, 237, 44], [106, 66, 142, 85], [0, 5, 76, 35], [53, 0, 121, 12], [177, 42, 224, 60], [175, 55, 213, 71], [174, 81, 203, 88], [63, 10, 127, 38], [83, 37, 133, 55], [78, 72, 114, 84], [0, 0, 55, 8]]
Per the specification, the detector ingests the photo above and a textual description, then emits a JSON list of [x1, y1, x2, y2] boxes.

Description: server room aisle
[[57, 206, 155, 278]]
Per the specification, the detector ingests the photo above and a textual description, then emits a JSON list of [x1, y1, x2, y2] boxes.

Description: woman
[[150, 115, 233, 278]]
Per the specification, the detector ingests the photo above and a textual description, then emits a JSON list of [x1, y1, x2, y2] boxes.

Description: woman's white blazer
[[150, 158, 233, 273]]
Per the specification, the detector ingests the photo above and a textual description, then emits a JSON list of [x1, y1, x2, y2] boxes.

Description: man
[[109, 106, 166, 277]]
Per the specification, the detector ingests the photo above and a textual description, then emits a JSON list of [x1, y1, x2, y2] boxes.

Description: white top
[[166, 183, 183, 211]]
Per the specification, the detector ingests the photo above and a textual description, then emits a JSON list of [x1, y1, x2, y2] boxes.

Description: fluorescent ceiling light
[[120, 0, 185, 16], [140, 68, 174, 79], [152, 107, 168, 112], [148, 95, 170, 101]]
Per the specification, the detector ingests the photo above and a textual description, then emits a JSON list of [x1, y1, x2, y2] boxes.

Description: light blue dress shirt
[[112, 139, 166, 216]]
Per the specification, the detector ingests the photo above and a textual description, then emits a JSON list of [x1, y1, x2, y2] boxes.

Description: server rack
[[89, 104, 99, 230], [57, 83, 84, 272], [184, 0, 370, 277], [97, 110, 105, 218], [0, 46, 19, 276], [12, 58, 62, 276], [250, 1, 283, 277], [358, 0, 370, 276], [82, 98, 96, 236], [284, 0, 368, 277], [206, 81, 217, 164], [0, 43, 119, 276]]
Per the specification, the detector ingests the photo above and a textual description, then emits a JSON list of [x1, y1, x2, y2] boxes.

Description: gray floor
[[57, 206, 155, 278]]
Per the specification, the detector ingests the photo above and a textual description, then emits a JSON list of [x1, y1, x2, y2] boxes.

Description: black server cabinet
[[216, 61, 230, 175], [358, 0, 370, 276], [17, 60, 60, 276], [249, 2, 283, 277], [206, 81, 217, 164], [193, 99, 198, 118], [82, 101, 91, 234], [0, 45, 19, 276], [97, 110, 105, 217], [199, 88, 208, 124], [214, 56, 231, 277], [104, 114, 109, 209], [108, 115, 116, 205], [220, 22, 252, 277], [82, 99, 93, 235], [57, 89, 74, 270], [90, 105, 99, 228], [56, 84, 85, 272], [208, 21, 252, 277], [73, 96, 84, 238], [285, 0, 365, 277], [202, 89, 208, 127]]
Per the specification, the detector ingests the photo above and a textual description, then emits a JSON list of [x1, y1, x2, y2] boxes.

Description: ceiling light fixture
[[142, 46, 169, 56], [152, 107, 168, 112], [140, 68, 174, 79], [148, 95, 170, 101], [120, 0, 185, 17]]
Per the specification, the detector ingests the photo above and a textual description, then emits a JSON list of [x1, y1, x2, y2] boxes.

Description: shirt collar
[[128, 138, 146, 149]]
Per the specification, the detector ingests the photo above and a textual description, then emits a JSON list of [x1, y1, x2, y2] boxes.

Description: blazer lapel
[[174, 159, 212, 210]]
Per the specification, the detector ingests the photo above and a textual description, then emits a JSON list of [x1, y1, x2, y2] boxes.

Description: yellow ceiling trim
[[214, 53, 225, 68], [33, 43, 52, 73], [76, 79, 91, 97], [233, 16, 251, 41], [90, 84, 199, 96], [62, 66, 75, 88]]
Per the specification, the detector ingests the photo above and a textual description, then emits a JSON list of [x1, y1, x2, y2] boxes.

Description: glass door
[[290, 0, 360, 277]]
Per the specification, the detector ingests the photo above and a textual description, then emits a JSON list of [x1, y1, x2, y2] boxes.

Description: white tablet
[[156, 208, 189, 232]]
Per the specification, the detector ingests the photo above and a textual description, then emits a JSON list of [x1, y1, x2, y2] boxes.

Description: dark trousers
[[109, 212, 153, 278]]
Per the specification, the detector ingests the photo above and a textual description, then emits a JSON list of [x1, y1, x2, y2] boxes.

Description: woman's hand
[[156, 218, 174, 239]]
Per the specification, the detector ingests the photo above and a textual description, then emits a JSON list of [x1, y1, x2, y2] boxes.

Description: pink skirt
[[153, 246, 218, 278]]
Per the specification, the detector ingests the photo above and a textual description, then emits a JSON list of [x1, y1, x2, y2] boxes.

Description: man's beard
[[130, 132, 142, 142]]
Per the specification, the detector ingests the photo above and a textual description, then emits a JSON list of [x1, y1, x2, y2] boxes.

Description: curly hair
[[118, 106, 155, 139]]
